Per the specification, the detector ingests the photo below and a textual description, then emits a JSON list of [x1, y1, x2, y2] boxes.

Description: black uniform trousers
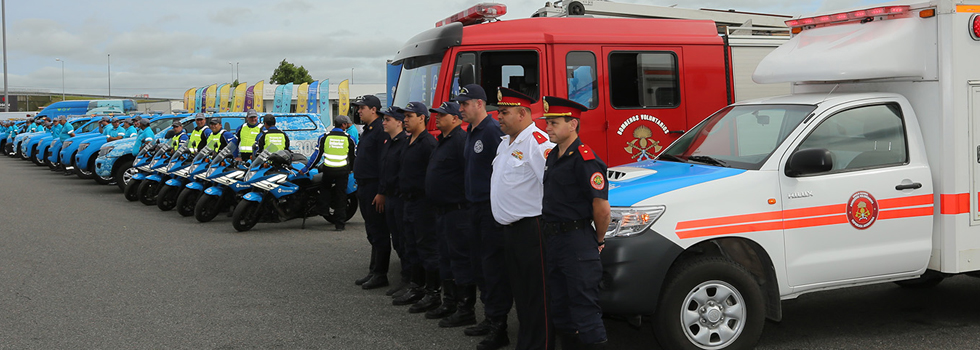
[[404, 197, 438, 272], [545, 227, 606, 344], [317, 169, 349, 222], [356, 179, 391, 276], [471, 201, 513, 320], [504, 215, 555, 350], [385, 196, 410, 281], [437, 204, 473, 282]]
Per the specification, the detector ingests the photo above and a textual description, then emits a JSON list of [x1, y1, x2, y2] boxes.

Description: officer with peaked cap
[[540, 96, 609, 349], [490, 87, 556, 350]]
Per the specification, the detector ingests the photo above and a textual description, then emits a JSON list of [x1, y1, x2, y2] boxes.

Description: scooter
[[231, 150, 325, 232]]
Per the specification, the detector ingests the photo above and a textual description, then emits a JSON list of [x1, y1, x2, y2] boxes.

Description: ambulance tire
[[157, 185, 180, 211], [138, 180, 161, 206], [232, 200, 260, 232], [894, 274, 944, 289], [124, 180, 141, 202], [655, 257, 765, 350], [177, 188, 201, 217]]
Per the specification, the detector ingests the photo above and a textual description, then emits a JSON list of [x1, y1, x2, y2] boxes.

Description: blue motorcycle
[[124, 142, 161, 202], [157, 145, 197, 211], [134, 143, 177, 206], [231, 150, 323, 232], [174, 145, 219, 217], [194, 144, 251, 223]]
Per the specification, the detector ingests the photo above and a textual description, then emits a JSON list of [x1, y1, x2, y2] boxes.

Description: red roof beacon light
[[436, 3, 508, 27], [785, 5, 911, 32]]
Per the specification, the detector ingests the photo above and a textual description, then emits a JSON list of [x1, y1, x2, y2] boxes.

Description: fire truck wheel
[[655, 257, 765, 350]]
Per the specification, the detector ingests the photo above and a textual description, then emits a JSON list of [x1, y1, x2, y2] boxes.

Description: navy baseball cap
[[352, 95, 382, 110], [454, 84, 487, 102], [208, 118, 221, 125], [110, 117, 120, 123], [379, 107, 405, 121], [101, 116, 111, 122], [171, 121, 182, 127], [430, 101, 461, 117], [402, 101, 429, 117]]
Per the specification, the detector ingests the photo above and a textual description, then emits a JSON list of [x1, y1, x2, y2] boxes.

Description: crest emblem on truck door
[[624, 126, 661, 161], [847, 191, 879, 230]]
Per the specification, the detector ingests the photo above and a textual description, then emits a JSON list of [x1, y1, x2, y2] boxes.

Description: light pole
[[2, 0, 8, 112], [107, 54, 111, 98], [236, 62, 239, 82], [228, 62, 234, 82], [54, 58, 65, 100], [351, 68, 354, 84]]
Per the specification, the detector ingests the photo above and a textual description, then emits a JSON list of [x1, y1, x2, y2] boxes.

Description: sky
[[3, 0, 890, 99]]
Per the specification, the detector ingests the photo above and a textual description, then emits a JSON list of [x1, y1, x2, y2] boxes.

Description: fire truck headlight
[[605, 206, 666, 238]]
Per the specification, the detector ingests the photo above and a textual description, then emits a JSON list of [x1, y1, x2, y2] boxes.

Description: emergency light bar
[[435, 3, 507, 28], [785, 5, 910, 29]]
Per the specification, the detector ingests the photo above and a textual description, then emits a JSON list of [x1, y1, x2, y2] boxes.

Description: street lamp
[[236, 62, 239, 82], [54, 58, 65, 100], [228, 62, 234, 82]]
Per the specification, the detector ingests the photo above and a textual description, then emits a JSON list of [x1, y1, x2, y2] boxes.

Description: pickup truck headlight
[[99, 145, 114, 157], [78, 143, 89, 151], [605, 206, 666, 238]]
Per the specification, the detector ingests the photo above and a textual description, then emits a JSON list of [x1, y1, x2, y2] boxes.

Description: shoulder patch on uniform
[[590, 172, 605, 190], [533, 131, 548, 144], [579, 144, 595, 161]]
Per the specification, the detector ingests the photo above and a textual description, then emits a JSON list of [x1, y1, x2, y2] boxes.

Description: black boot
[[408, 269, 442, 313], [393, 266, 426, 305], [464, 317, 492, 336], [476, 319, 509, 350], [426, 280, 457, 319], [438, 284, 476, 328], [386, 274, 411, 297], [361, 274, 389, 290], [354, 273, 373, 286]]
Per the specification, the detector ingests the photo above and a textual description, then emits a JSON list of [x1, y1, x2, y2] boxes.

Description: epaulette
[[579, 144, 595, 161], [533, 131, 548, 145]]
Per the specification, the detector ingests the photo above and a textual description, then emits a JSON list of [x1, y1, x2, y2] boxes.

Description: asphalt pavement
[[3, 156, 980, 349]]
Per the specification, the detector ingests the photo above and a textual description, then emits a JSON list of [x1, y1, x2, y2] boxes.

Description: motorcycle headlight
[[78, 143, 89, 151], [605, 206, 666, 238]]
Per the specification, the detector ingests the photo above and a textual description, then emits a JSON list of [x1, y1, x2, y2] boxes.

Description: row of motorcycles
[[126, 141, 357, 232]]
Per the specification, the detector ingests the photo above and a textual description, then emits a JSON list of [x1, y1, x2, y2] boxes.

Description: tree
[[231, 79, 240, 88], [269, 59, 314, 85]]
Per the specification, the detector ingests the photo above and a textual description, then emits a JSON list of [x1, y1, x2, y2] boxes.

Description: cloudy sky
[[5, 0, 889, 99]]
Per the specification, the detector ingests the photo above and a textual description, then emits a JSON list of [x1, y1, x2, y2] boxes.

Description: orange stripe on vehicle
[[879, 206, 934, 220], [782, 204, 845, 220], [782, 215, 848, 230], [676, 221, 784, 239], [675, 211, 782, 230], [879, 194, 933, 209], [956, 5, 980, 12], [940, 193, 970, 215]]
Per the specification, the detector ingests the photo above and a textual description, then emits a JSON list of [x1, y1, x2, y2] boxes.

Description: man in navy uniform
[[351, 94, 392, 290], [540, 96, 610, 349], [376, 107, 411, 294], [490, 87, 556, 350]]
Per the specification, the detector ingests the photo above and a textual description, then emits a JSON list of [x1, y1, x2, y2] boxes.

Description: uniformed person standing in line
[[490, 87, 557, 350], [540, 96, 610, 349], [376, 107, 412, 291], [169, 121, 189, 149], [204, 118, 237, 152], [131, 119, 154, 156], [236, 109, 262, 161], [104, 118, 121, 140], [424, 101, 468, 321], [187, 113, 212, 153], [393, 101, 441, 313], [121, 118, 138, 139], [253, 115, 290, 154], [302, 115, 357, 231], [351, 94, 392, 290], [446, 84, 511, 334]]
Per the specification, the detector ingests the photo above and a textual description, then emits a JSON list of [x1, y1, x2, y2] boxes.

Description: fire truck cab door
[[778, 100, 933, 288]]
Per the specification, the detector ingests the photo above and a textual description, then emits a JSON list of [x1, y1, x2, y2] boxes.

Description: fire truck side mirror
[[786, 148, 833, 177]]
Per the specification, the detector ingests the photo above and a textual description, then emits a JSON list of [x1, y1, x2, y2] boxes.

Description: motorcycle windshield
[[189, 147, 215, 175], [166, 145, 193, 172], [149, 143, 174, 169], [244, 150, 272, 183]]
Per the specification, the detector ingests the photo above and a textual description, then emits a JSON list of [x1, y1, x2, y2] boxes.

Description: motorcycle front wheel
[[232, 200, 261, 232], [157, 184, 180, 211], [124, 179, 141, 202], [195, 193, 223, 223], [138, 180, 161, 206], [177, 188, 201, 217]]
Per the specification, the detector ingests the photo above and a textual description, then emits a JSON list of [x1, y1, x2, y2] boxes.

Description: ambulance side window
[[797, 103, 908, 173], [609, 52, 679, 109], [566, 52, 598, 109]]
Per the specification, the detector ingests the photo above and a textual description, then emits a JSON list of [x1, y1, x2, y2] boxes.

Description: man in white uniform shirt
[[490, 87, 556, 350]]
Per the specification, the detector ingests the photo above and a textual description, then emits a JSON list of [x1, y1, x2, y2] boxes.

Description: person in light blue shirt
[[122, 119, 138, 139], [50, 118, 64, 137], [101, 117, 116, 137], [58, 116, 75, 141], [131, 119, 157, 156], [346, 122, 360, 145]]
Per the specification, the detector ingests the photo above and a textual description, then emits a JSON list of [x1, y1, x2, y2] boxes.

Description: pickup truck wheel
[[30, 146, 42, 165], [177, 188, 201, 217], [232, 200, 261, 232], [655, 257, 765, 350], [114, 160, 135, 191], [156, 185, 180, 211], [124, 180, 141, 202], [138, 180, 161, 206], [76, 156, 94, 179]]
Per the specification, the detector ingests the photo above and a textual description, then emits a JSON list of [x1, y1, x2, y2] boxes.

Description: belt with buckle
[[543, 219, 594, 237]]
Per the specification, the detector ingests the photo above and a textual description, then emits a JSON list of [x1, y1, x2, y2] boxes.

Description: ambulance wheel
[[124, 179, 141, 202], [138, 180, 161, 206], [655, 257, 765, 350], [157, 185, 180, 211], [894, 273, 944, 289], [232, 200, 260, 232], [177, 188, 201, 217], [195, 193, 222, 223], [345, 192, 358, 221], [114, 160, 135, 191], [76, 157, 94, 179]]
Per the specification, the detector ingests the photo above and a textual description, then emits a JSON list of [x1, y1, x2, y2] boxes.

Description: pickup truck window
[[609, 52, 678, 109], [797, 103, 907, 172], [661, 104, 814, 170], [566, 51, 598, 109]]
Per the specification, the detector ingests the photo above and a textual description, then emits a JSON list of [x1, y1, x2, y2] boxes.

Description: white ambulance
[[600, 1, 980, 349]]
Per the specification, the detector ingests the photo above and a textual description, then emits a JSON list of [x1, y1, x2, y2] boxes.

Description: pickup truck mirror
[[786, 148, 833, 177]]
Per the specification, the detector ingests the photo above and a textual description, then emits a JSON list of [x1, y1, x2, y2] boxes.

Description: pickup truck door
[[778, 100, 933, 288]]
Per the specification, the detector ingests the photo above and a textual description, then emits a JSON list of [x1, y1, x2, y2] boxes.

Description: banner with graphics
[[217, 83, 231, 112], [233, 83, 247, 112], [296, 83, 309, 113], [338, 79, 350, 118], [205, 84, 217, 113], [386, 62, 402, 108], [184, 88, 195, 112], [273, 85, 284, 113], [318, 79, 330, 122], [196, 87, 205, 113], [253, 81, 264, 112], [282, 83, 294, 113], [308, 80, 319, 114]]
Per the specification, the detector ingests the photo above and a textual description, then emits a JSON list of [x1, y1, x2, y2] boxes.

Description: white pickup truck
[[599, 1, 980, 349]]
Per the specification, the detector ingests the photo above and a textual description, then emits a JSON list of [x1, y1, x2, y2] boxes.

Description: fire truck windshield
[[660, 104, 815, 170], [392, 61, 442, 108]]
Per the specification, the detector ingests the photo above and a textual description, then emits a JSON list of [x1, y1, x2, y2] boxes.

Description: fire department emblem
[[846, 191, 879, 230], [474, 140, 484, 153], [590, 172, 605, 190], [624, 126, 661, 161]]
